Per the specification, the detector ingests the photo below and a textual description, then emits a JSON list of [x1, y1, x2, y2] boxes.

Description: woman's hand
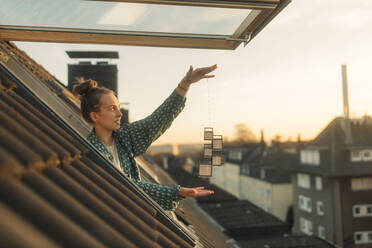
[[178, 186, 214, 198], [180, 64, 218, 88]]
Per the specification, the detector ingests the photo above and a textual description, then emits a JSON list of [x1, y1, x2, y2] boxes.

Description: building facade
[[292, 116, 372, 247]]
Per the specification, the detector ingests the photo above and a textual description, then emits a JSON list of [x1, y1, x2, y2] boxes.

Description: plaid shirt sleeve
[[127, 89, 186, 157]]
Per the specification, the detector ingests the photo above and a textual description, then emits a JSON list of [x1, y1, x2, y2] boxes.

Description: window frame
[[315, 176, 323, 191], [297, 173, 311, 189], [318, 225, 326, 239], [316, 201, 324, 216], [299, 217, 313, 235], [354, 231, 372, 244], [353, 204, 372, 217], [0, 0, 291, 50], [298, 195, 312, 213]]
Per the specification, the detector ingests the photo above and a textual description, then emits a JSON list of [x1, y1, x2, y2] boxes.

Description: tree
[[230, 123, 257, 144]]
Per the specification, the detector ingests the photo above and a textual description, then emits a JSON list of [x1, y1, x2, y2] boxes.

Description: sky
[[10, 0, 372, 145]]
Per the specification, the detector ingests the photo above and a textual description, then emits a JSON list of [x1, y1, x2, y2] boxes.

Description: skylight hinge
[[225, 32, 252, 47]]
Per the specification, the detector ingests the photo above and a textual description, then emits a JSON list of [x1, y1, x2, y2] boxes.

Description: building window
[[317, 201, 324, 216], [297, 173, 311, 189], [351, 177, 372, 191], [300, 151, 306, 164], [315, 176, 323, 190], [353, 205, 372, 217], [299, 195, 312, 213], [237, 151, 242, 161], [228, 150, 243, 161], [363, 150, 372, 161], [314, 151, 320, 165], [318, 225, 326, 239], [354, 231, 372, 244], [260, 168, 266, 179], [368, 206, 372, 214], [241, 164, 250, 175], [351, 150, 362, 162], [300, 150, 320, 166], [354, 206, 361, 216], [266, 189, 271, 200], [299, 217, 313, 235], [351, 149, 372, 162]]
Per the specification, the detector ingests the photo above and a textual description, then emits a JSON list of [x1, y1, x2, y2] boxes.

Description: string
[[207, 77, 212, 127]]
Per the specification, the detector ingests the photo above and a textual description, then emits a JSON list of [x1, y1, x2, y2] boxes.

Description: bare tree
[[229, 123, 257, 144]]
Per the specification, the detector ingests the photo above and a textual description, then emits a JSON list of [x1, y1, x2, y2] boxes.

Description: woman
[[73, 64, 217, 211]]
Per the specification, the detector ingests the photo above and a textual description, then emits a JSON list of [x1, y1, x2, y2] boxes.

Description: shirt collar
[[87, 127, 116, 162]]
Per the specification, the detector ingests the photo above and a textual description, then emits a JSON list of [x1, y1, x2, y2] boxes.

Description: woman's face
[[91, 92, 122, 131]]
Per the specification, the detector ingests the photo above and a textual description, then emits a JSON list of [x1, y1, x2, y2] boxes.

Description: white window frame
[[260, 168, 265, 179], [351, 149, 372, 162], [363, 150, 372, 161], [313, 150, 320, 165], [299, 195, 312, 213], [351, 178, 372, 191], [318, 225, 326, 239], [351, 150, 362, 162], [229, 150, 242, 161], [316, 201, 324, 216], [266, 188, 271, 200], [315, 176, 323, 191], [300, 150, 320, 166], [299, 217, 313, 235], [353, 204, 372, 217], [242, 164, 250, 175], [297, 173, 311, 189], [354, 205, 361, 216], [300, 150, 307, 164], [354, 231, 372, 244]]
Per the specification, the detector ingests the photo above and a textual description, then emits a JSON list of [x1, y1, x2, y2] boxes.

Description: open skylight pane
[[0, 0, 290, 49], [0, 0, 251, 36]]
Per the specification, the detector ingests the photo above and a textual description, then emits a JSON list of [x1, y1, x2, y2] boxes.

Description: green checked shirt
[[87, 89, 186, 211]]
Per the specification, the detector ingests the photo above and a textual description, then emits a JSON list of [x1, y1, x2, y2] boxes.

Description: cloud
[[97, 3, 148, 26]]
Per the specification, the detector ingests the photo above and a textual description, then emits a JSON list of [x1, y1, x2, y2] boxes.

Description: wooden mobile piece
[[204, 143, 213, 158], [212, 135, 223, 150], [198, 160, 212, 177], [204, 127, 213, 140]]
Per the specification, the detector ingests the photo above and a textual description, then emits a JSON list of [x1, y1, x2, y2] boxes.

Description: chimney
[[341, 64, 350, 119], [260, 128, 265, 143], [341, 64, 352, 144]]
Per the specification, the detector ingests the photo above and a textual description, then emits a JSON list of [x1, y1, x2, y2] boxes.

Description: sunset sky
[[12, 0, 372, 145]]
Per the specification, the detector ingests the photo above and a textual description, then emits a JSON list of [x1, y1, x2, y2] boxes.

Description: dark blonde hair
[[72, 78, 113, 123]]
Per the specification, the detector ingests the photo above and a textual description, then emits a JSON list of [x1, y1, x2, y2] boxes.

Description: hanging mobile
[[198, 76, 224, 177], [198, 159, 213, 177]]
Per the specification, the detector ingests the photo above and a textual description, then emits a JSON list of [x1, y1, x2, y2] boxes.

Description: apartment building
[[292, 116, 372, 247]]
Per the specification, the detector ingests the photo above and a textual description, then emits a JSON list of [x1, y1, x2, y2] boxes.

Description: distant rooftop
[[66, 51, 119, 59]]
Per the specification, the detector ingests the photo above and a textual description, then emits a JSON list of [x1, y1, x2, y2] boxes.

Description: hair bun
[[72, 79, 98, 97]]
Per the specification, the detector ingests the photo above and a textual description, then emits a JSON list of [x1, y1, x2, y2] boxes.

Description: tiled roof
[[0, 41, 81, 113], [165, 157, 335, 248], [199, 200, 288, 238], [165, 157, 286, 229], [224, 142, 265, 164], [309, 116, 372, 147], [137, 155, 237, 248], [246, 150, 296, 184], [0, 41, 198, 247], [166, 158, 238, 203], [239, 235, 335, 248], [175, 199, 235, 248]]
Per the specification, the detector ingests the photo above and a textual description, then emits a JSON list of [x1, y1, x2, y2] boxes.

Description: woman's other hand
[[181, 64, 217, 87], [178, 186, 214, 198]]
